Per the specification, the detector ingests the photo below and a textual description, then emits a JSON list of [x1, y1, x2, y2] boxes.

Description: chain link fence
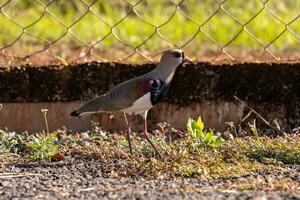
[[0, 0, 300, 66]]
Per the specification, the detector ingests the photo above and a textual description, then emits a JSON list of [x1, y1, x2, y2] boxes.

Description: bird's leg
[[143, 110, 162, 158], [123, 112, 133, 155]]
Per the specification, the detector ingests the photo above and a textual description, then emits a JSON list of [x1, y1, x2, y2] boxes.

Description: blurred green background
[[0, 0, 300, 62]]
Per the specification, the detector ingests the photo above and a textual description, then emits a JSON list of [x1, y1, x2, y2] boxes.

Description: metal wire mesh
[[0, 0, 300, 66]]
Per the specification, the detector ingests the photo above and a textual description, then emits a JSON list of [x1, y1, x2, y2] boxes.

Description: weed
[[117, 139, 129, 148], [248, 119, 263, 148], [237, 183, 257, 191], [248, 119, 258, 137], [1, 113, 299, 180], [0, 129, 62, 161], [249, 135, 300, 164], [152, 136, 171, 152], [0, 130, 27, 153], [187, 116, 223, 149], [90, 121, 108, 139], [27, 133, 59, 161], [1, 127, 299, 179], [41, 108, 49, 134]]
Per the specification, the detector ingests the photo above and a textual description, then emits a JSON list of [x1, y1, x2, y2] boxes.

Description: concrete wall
[[0, 62, 299, 132], [0, 101, 286, 132]]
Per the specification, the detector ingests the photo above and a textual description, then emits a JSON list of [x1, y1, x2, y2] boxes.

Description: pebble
[[0, 160, 299, 200]]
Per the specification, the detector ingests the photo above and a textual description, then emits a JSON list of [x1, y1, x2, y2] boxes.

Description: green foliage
[[249, 136, 300, 165], [248, 119, 258, 137], [27, 133, 59, 161], [248, 119, 262, 147], [152, 136, 171, 152], [90, 121, 108, 139], [0, 130, 61, 161], [1, 126, 300, 181], [117, 139, 129, 148], [187, 116, 223, 149], [0, 131, 27, 153], [1, 0, 300, 57]]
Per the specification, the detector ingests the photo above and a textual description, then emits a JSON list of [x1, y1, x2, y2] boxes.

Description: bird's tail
[[70, 95, 109, 118], [70, 110, 80, 117]]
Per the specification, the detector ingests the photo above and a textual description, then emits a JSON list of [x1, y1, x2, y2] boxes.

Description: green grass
[[1, 0, 300, 60], [1, 123, 300, 179], [1, 112, 300, 189]]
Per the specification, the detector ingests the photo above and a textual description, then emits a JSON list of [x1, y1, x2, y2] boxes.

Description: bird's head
[[159, 49, 192, 68]]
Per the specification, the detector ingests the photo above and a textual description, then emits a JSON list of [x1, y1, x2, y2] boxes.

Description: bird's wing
[[106, 77, 170, 110], [72, 78, 169, 116], [106, 78, 154, 110]]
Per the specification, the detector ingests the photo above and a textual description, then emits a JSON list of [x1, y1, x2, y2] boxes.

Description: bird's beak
[[183, 57, 193, 64]]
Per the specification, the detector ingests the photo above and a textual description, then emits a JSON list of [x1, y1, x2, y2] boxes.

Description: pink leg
[[143, 110, 162, 158], [124, 112, 133, 155]]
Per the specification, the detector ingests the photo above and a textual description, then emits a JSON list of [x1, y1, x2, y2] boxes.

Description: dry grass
[[1, 126, 300, 182]]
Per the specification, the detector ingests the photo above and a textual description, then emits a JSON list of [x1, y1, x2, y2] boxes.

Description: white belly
[[121, 92, 153, 115]]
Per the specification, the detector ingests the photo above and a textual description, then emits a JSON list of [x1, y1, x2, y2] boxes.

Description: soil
[[1, 160, 299, 200]]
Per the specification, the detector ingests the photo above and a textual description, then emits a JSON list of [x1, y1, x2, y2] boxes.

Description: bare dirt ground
[[0, 160, 299, 200], [1, 125, 300, 199]]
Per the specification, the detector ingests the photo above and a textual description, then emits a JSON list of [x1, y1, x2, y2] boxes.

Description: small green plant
[[27, 133, 59, 161], [0, 130, 27, 153], [90, 121, 108, 138], [117, 139, 129, 148], [187, 116, 223, 149], [248, 119, 262, 147], [152, 136, 171, 152]]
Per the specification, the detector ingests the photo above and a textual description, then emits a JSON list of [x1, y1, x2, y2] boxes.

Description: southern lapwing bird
[[70, 49, 190, 157]]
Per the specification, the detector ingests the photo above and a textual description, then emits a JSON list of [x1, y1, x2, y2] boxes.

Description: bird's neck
[[154, 63, 179, 84]]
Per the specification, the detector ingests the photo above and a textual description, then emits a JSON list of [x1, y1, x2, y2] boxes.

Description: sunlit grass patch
[[248, 135, 300, 165], [0, 113, 298, 179], [1, 125, 299, 180], [1, 0, 300, 60]]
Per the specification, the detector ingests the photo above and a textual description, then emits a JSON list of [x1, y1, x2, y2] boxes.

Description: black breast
[[150, 79, 169, 105]]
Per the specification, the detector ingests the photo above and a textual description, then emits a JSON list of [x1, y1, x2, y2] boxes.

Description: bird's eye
[[173, 52, 182, 58]]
